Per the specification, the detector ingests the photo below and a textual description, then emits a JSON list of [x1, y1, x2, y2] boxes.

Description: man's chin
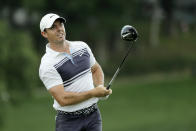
[[54, 40, 64, 44], [57, 38, 65, 43]]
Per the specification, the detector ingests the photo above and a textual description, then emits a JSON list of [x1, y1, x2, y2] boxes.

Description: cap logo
[[50, 15, 55, 18]]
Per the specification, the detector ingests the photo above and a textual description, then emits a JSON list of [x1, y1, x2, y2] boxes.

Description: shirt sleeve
[[39, 66, 63, 90], [83, 42, 96, 67]]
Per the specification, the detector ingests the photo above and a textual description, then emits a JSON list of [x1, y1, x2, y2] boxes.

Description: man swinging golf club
[[39, 13, 138, 131], [39, 13, 112, 131]]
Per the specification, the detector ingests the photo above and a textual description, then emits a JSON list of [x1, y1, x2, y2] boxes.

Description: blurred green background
[[0, 0, 196, 131]]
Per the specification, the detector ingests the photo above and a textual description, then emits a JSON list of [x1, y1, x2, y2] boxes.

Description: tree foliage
[[0, 20, 39, 124]]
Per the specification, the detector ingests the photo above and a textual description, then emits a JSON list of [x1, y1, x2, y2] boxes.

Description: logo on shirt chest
[[79, 50, 84, 57]]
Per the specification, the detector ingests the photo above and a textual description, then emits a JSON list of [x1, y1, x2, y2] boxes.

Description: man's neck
[[49, 40, 70, 54]]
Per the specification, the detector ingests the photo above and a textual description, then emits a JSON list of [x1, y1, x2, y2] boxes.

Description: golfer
[[39, 13, 112, 131]]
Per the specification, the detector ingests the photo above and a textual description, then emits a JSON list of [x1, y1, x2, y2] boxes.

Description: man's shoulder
[[69, 40, 88, 48], [39, 54, 54, 70]]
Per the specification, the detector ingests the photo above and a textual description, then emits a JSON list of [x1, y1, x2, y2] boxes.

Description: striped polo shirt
[[39, 40, 99, 112]]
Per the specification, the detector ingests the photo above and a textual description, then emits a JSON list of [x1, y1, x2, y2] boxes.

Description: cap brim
[[57, 17, 66, 23], [45, 17, 66, 30]]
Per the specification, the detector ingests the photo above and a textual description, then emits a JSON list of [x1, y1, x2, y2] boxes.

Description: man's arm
[[91, 62, 112, 100], [48, 62, 111, 107], [49, 84, 111, 106], [91, 62, 104, 87]]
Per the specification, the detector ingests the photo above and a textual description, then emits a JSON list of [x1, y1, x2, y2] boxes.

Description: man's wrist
[[96, 84, 104, 87]]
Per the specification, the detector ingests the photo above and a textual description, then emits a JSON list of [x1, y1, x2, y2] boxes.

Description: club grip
[[106, 85, 111, 90]]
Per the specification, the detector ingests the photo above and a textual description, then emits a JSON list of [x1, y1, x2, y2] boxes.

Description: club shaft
[[107, 68, 120, 89], [107, 43, 133, 89]]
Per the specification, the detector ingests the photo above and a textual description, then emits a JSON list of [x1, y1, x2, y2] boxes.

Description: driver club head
[[121, 25, 138, 42], [106, 25, 139, 90]]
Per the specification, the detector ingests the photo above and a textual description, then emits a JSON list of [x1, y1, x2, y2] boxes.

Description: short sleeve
[[39, 66, 63, 90], [83, 42, 96, 67]]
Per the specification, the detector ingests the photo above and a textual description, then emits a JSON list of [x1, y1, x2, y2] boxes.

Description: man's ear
[[41, 31, 48, 38]]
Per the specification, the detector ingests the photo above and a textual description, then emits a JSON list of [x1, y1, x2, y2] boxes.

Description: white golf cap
[[40, 13, 66, 32]]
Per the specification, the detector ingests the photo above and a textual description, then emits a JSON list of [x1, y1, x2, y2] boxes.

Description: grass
[[2, 73, 196, 131], [100, 74, 196, 131], [2, 95, 56, 131]]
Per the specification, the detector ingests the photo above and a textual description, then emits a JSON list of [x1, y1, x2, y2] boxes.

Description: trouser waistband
[[57, 103, 98, 116]]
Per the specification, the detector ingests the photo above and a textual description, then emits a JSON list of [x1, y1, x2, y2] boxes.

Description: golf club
[[107, 25, 138, 90]]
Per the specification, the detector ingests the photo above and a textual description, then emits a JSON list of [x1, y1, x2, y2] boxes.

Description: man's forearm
[[60, 90, 95, 106], [49, 85, 111, 107], [49, 85, 94, 106]]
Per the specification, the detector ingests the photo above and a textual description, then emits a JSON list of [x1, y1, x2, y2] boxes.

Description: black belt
[[57, 103, 97, 116]]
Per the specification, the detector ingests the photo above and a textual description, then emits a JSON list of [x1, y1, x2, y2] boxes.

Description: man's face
[[42, 19, 66, 44]]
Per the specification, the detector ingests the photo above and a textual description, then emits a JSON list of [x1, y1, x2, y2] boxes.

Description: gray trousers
[[56, 109, 102, 131]]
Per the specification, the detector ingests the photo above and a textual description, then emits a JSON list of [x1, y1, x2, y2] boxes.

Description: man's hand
[[91, 85, 112, 97]]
